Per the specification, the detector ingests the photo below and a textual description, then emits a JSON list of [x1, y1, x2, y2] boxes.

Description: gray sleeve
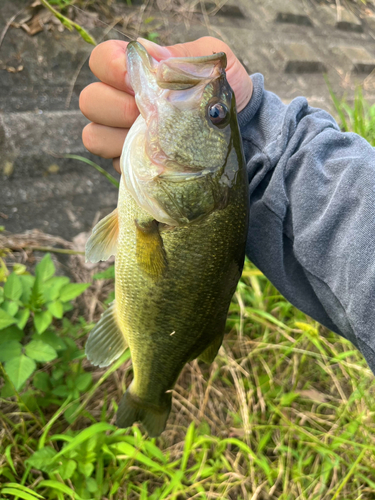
[[238, 73, 375, 372]]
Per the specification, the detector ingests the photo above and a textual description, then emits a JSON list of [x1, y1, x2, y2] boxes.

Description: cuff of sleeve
[[237, 73, 265, 134]]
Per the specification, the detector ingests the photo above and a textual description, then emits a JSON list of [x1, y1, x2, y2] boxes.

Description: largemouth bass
[[85, 41, 248, 437]]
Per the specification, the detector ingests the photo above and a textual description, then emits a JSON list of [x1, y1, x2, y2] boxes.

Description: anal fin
[[86, 208, 119, 263], [198, 334, 224, 364], [135, 217, 167, 280], [85, 301, 127, 368]]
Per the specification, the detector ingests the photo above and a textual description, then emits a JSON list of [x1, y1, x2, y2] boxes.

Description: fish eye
[[207, 102, 229, 126]]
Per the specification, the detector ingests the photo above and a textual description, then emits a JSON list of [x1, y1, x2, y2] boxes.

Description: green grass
[[2, 90, 375, 499], [1, 260, 375, 499]]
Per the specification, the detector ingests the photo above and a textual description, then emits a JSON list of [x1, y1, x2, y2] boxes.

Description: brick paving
[[1, 0, 375, 239]]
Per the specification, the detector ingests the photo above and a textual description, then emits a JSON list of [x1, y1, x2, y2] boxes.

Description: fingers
[[82, 123, 128, 159], [80, 82, 139, 128], [89, 40, 131, 92]]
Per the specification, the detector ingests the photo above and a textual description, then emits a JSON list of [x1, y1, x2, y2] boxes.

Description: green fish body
[[85, 42, 248, 437]]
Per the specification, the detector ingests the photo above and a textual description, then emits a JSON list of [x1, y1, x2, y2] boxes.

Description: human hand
[[79, 36, 253, 173]]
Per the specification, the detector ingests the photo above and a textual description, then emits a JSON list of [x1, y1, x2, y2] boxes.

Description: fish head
[[122, 41, 242, 225]]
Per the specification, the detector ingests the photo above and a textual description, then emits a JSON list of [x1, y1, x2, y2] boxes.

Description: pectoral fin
[[135, 217, 167, 280], [85, 301, 127, 368], [198, 335, 224, 364], [86, 208, 119, 263]]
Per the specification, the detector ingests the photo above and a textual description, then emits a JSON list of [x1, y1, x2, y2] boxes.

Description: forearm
[[238, 74, 375, 372]]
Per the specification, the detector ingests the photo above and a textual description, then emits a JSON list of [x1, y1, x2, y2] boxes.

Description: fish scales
[[85, 41, 249, 437]]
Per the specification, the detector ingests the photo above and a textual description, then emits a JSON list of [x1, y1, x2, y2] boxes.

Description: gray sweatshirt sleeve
[[238, 73, 375, 373]]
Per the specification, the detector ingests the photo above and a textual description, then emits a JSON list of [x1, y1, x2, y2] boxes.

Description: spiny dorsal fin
[[85, 301, 127, 368], [86, 208, 119, 263], [198, 334, 224, 364], [135, 218, 167, 280]]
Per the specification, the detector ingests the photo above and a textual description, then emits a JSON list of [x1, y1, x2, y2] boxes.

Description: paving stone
[[204, 2, 246, 19], [321, 5, 363, 33], [0, 110, 89, 173], [256, 0, 312, 26], [1, 178, 118, 240], [277, 43, 326, 73], [336, 6, 363, 32], [335, 46, 375, 73]]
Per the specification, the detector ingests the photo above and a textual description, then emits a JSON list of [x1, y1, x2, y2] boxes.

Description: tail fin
[[116, 387, 172, 438]]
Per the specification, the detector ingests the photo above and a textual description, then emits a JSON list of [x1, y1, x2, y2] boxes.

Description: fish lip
[[127, 41, 154, 70]]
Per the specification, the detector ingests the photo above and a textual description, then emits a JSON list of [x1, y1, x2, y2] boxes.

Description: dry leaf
[[299, 389, 328, 403]]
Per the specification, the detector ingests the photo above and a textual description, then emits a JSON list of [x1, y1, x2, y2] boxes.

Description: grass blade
[[63, 154, 120, 188]]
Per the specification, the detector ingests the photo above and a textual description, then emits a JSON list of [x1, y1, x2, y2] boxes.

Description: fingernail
[[136, 37, 171, 59]]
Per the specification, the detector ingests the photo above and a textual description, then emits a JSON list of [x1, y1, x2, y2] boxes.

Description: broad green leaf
[[64, 402, 80, 423], [5, 355, 36, 390], [0, 309, 17, 330], [59, 283, 90, 302], [86, 477, 98, 493], [35, 254, 55, 282], [52, 385, 70, 397], [33, 371, 51, 392], [36, 330, 66, 351], [93, 265, 115, 280], [26, 447, 57, 472], [19, 275, 34, 304], [43, 276, 70, 302], [30, 277, 44, 309], [1, 300, 19, 317], [25, 340, 57, 362], [0, 340, 22, 362], [12, 263, 27, 275], [1, 379, 15, 398], [15, 307, 30, 329], [0, 287, 4, 304], [4, 273, 22, 301], [0, 325, 24, 344], [20, 390, 38, 412], [78, 462, 94, 477], [58, 459, 76, 480], [75, 372, 92, 392], [34, 310, 53, 334], [47, 300, 64, 319]]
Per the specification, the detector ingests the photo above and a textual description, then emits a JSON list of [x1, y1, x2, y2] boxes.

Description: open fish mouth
[[127, 40, 227, 92]]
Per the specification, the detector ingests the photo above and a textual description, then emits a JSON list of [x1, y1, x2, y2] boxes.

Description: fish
[[85, 41, 249, 437]]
